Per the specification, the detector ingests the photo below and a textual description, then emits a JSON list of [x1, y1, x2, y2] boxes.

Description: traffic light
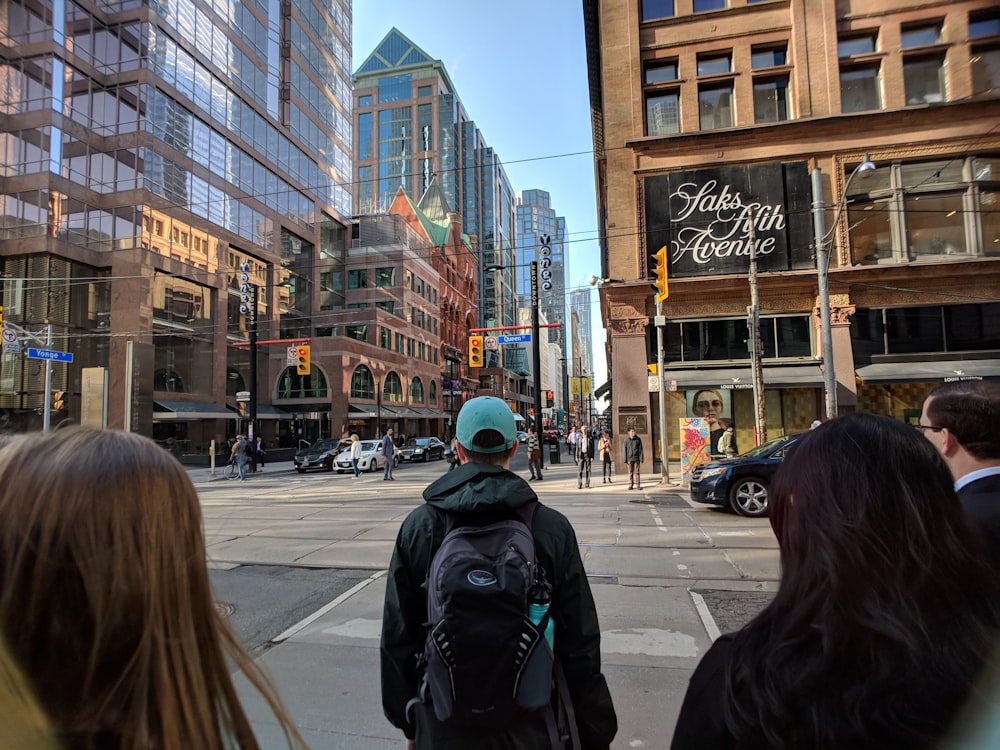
[[52, 390, 66, 412], [296, 345, 311, 375], [652, 245, 668, 302], [468, 335, 484, 368], [545, 390, 554, 408]]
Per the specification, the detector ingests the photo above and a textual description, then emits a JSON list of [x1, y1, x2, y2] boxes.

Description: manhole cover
[[215, 601, 236, 617]]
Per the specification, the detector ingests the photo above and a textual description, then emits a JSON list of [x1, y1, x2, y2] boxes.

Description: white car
[[334, 440, 398, 473]]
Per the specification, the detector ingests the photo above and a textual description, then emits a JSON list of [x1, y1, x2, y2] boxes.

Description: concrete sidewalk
[[219, 467, 724, 750]]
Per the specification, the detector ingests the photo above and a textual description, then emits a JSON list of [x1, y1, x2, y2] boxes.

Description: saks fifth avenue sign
[[644, 161, 814, 278]]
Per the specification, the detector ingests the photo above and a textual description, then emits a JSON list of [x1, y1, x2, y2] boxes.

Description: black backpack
[[410, 503, 581, 747]]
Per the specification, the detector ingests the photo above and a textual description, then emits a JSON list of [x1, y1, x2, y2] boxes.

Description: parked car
[[294, 438, 351, 473], [516, 431, 529, 443], [688, 433, 802, 517], [333, 439, 396, 473], [542, 430, 560, 445], [398, 436, 446, 462]]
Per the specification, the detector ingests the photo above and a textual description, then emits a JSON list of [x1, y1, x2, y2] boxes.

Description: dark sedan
[[293, 438, 351, 473], [688, 433, 801, 517], [398, 437, 446, 462]]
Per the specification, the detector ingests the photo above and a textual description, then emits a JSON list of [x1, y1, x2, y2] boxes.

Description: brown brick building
[[584, 0, 1000, 469]]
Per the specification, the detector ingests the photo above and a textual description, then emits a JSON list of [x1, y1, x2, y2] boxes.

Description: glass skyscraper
[[1, 0, 353, 443], [516, 189, 568, 346]]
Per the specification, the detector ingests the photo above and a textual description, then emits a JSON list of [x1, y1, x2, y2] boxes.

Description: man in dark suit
[[920, 381, 1000, 570]]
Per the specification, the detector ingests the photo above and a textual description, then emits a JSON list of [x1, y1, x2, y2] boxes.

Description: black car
[[688, 433, 801, 517], [399, 436, 446, 462], [293, 438, 351, 473]]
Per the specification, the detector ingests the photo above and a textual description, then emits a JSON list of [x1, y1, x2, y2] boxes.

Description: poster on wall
[[686, 388, 732, 456], [679, 417, 711, 483], [644, 161, 813, 278]]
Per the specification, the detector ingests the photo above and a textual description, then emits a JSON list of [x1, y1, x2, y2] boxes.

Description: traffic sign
[[287, 346, 298, 364], [1, 326, 16, 345], [485, 336, 499, 350], [497, 334, 531, 344], [26, 348, 73, 363], [236, 390, 251, 402]]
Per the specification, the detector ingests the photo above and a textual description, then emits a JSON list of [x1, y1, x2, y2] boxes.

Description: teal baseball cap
[[456, 396, 517, 453]]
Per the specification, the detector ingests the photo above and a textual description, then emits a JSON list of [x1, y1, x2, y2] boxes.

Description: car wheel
[[369, 459, 377, 473], [295, 467, 305, 474], [423, 452, 429, 462], [730, 477, 768, 517]]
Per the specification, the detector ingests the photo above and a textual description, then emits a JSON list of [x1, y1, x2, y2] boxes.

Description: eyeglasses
[[912, 423, 944, 433]]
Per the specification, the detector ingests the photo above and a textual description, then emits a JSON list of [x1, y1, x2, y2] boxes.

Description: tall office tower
[[569, 288, 595, 382], [1, 0, 353, 445], [353, 28, 518, 344], [586, 0, 1000, 463], [516, 189, 568, 346]]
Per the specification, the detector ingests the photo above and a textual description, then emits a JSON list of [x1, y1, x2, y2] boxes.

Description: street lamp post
[[811, 153, 876, 420]]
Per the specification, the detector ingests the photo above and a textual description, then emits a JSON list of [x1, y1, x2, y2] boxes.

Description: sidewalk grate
[[629, 493, 689, 508]]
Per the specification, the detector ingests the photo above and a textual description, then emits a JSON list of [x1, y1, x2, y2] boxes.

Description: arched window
[[226, 368, 246, 396], [429, 380, 437, 405], [350, 365, 374, 399], [410, 376, 424, 402], [384, 371, 403, 403], [276, 366, 329, 399], [154, 368, 184, 392]]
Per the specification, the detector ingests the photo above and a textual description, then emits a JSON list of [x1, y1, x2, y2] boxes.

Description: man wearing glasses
[[918, 381, 1000, 570]]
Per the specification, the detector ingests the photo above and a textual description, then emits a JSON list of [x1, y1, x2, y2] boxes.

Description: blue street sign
[[26, 348, 74, 363], [497, 334, 531, 344]]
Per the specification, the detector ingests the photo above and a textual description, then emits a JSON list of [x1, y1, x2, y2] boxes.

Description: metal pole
[[42, 323, 53, 432], [376, 376, 382, 438], [655, 299, 669, 481], [747, 213, 766, 445], [530, 261, 543, 467], [811, 167, 836, 420], [248, 284, 258, 442]]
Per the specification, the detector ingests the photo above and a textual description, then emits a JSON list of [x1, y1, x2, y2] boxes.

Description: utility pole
[[747, 212, 766, 445], [248, 284, 258, 442], [655, 300, 669, 480]]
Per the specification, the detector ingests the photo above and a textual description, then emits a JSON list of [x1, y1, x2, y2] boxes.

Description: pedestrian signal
[[469, 336, 484, 368], [545, 390, 554, 408], [296, 345, 311, 375]]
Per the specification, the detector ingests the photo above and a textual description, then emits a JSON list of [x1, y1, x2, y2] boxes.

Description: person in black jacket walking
[[575, 425, 596, 489], [380, 397, 617, 750], [623, 428, 644, 490]]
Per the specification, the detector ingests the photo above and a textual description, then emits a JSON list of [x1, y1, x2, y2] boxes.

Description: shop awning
[[347, 404, 398, 418], [153, 400, 237, 421], [255, 404, 291, 418], [855, 359, 1000, 384], [660, 364, 825, 390], [512, 413, 526, 423]]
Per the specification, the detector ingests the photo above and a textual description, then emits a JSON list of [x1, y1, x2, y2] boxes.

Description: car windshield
[[360, 441, 378, 452], [307, 439, 339, 453], [739, 435, 794, 458], [406, 438, 429, 447]]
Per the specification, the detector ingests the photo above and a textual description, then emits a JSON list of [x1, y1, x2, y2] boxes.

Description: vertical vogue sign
[[644, 161, 813, 278]]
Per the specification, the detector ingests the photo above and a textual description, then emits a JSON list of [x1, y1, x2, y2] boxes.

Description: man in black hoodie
[[380, 396, 617, 750]]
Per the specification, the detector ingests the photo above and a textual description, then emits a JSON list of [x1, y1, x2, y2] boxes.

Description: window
[[348, 269, 367, 288], [358, 95, 372, 106], [838, 34, 877, 58], [644, 60, 680, 136], [971, 48, 1000, 97], [350, 365, 374, 399], [849, 305, 1000, 356], [846, 156, 998, 264], [969, 11, 1000, 39], [645, 61, 678, 84], [840, 64, 882, 112], [752, 46, 787, 69], [641, 0, 673, 21], [376, 300, 396, 314], [699, 83, 734, 130], [753, 77, 789, 123], [345, 324, 368, 342], [380, 326, 391, 349], [662, 315, 812, 363], [693, 0, 725, 11], [697, 54, 731, 76], [277, 366, 328, 399], [904, 56, 944, 104], [429, 380, 437, 404], [410, 377, 424, 402], [384, 372, 403, 402], [901, 23, 942, 48], [375, 266, 396, 287], [417, 85, 432, 96], [358, 112, 372, 161]]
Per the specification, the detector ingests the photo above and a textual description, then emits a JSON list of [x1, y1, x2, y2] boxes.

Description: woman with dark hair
[[0, 428, 306, 750], [671, 413, 1000, 750]]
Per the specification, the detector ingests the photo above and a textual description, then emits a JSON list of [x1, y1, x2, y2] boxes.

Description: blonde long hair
[[0, 428, 305, 749]]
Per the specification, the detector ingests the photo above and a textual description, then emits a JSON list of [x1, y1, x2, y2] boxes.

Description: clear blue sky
[[352, 0, 608, 389]]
